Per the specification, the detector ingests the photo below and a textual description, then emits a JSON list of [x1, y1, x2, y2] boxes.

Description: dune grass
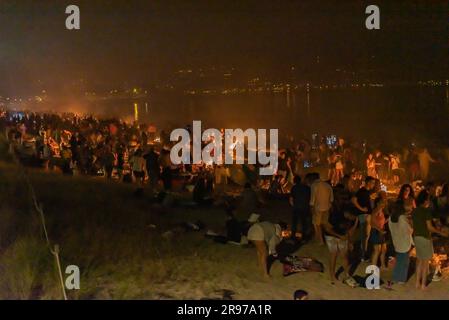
[[0, 137, 388, 300], [2, 154, 449, 300], [0, 150, 280, 300]]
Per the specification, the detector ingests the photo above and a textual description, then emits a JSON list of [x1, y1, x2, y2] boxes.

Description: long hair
[[441, 183, 449, 198], [390, 201, 405, 223], [416, 190, 430, 207], [397, 184, 414, 202], [331, 184, 346, 213]]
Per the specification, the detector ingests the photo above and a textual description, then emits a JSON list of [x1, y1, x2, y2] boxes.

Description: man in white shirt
[[310, 175, 334, 245]]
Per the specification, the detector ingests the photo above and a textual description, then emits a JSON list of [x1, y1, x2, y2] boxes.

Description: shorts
[[358, 213, 368, 224], [133, 171, 145, 178], [325, 235, 348, 253], [312, 209, 329, 225], [414, 236, 434, 260], [247, 224, 264, 242], [369, 229, 386, 245]]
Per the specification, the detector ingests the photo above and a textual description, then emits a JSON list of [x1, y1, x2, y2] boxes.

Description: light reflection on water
[[93, 86, 448, 144]]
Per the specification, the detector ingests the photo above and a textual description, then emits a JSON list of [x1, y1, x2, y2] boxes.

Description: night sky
[[0, 0, 447, 94]]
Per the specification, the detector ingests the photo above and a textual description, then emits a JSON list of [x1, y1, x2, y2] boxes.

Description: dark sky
[[0, 0, 447, 94]]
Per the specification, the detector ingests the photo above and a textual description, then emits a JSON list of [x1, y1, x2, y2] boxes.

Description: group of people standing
[[4, 110, 449, 290], [365, 148, 436, 185], [289, 173, 449, 289]]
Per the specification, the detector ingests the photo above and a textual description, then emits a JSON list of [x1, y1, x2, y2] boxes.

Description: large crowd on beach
[[3, 109, 449, 291]]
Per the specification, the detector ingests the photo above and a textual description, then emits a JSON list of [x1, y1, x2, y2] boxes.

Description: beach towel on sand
[[282, 255, 324, 276]]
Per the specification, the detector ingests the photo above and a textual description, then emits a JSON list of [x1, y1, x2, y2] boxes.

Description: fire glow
[[169, 120, 279, 175]]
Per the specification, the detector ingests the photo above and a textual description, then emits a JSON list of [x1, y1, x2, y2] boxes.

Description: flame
[[282, 230, 302, 238]]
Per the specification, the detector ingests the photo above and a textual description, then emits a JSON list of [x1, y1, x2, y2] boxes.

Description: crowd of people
[[289, 173, 449, 289], [3, 109, 449, 290]]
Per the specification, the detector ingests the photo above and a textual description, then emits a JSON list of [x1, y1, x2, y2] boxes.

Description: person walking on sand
[[310, 174, 334, 245]]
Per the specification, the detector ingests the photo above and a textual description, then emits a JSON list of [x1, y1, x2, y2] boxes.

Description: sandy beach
[[0, 160, 448, 300], [144, 233, 449, 300]]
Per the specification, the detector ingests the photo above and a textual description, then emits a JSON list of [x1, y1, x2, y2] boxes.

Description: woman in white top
[[388, 203, 413, 284], [247, 221, 285, 278]]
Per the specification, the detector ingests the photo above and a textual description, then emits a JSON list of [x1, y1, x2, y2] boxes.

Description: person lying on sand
[[247, 221, 287, 278]]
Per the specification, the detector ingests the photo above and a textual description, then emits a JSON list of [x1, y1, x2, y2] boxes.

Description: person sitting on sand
[[247, 221, 287, 278]]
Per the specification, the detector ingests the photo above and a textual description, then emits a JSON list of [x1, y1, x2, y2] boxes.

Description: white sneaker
[[240, 235, 248, 245], [432, 272, 442, 282]]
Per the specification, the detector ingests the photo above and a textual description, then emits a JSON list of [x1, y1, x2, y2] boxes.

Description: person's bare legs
[[332, 171, 338, 186], [329, 251, 338, 284], [421, 259, 429, 290], [415, 259, 422, 289], [364, 217, 371, 255], [371, 245, 380, 267], [380, 243, 387, 270], [337, 169, 343, 185], [341, 250, 351, 278], [314, 223, 324, 245], [253, 240, 269, 278]]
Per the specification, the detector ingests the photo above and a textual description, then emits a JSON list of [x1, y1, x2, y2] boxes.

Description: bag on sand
[[282, 255, 324, 276]]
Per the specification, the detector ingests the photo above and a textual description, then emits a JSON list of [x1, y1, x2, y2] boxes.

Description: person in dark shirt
[[236, 183, 259, 221], [412, 190, 448, 290], [289, 176, 311, 241], [323, 185, 358, 285], [278, 152, 288, 178], [193, 174, 213, 206], [102, 146, 115, 179], [69, 132, 80, 163], [351, 176, 376, 261], [144, 147, 160, 189]]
